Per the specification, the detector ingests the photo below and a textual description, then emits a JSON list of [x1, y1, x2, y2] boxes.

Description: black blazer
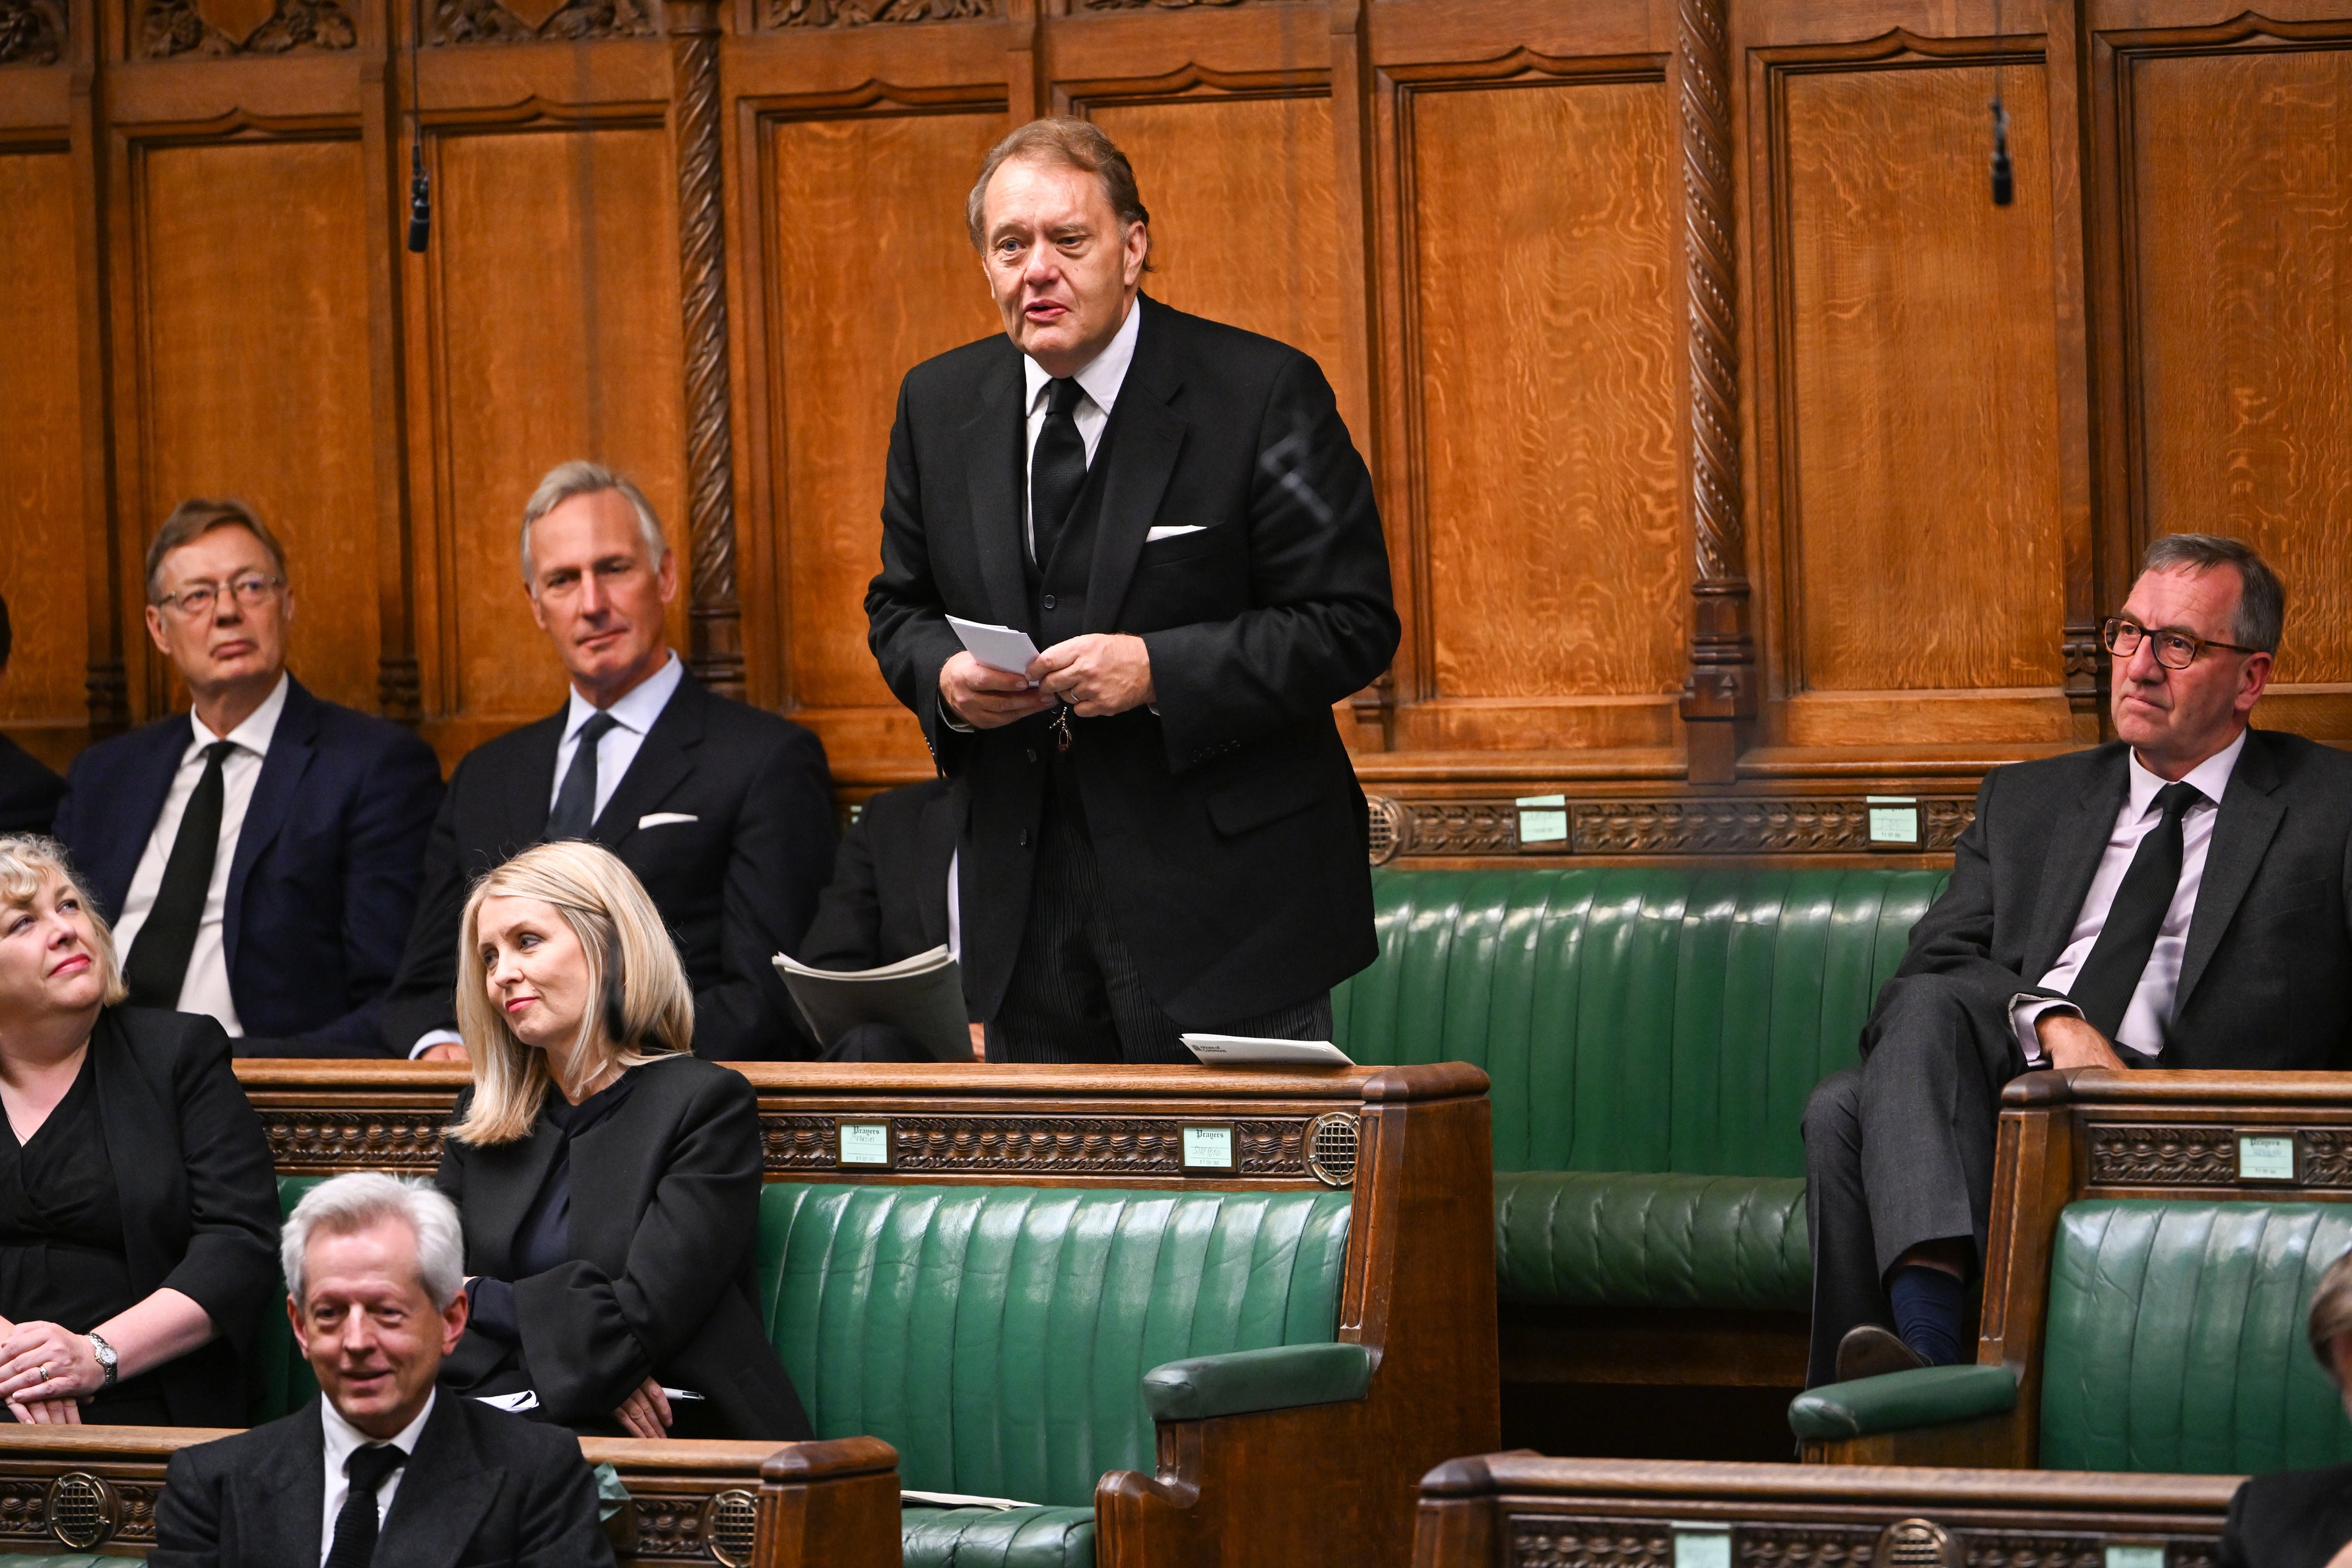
[[799, 777, 962, 995], [51, 676, 443, 1053], [380, 672, 837, 1061], [434, 1055, 812, 1441], [2219, 1464, 2352, 1568], [150, 1391, 616, 1568], [866, 294, 1400, 1026], [0, 733, 63, 835], [1868, 729, 2352, 1070], [62, 1008, 281, 1426]]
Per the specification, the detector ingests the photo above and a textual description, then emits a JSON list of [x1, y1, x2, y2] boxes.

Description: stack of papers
[[1179, 1035, 1355, 1067], [773, 945, 971, 1063]]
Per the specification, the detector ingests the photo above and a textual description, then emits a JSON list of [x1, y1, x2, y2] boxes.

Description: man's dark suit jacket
[[150, 1391, 616, 1568], [436, 1055, 812, 1441], [73, 1008, 282, 1426], [799, 778, 960, 989], [1868, 729, 2352, 1071], [379, 672, 836, 1061], [866, 294, 1400, 1026], [2219, 1462, 2352, 1568], [51, 676, 442, 1054], [0, 733, 63, 834]]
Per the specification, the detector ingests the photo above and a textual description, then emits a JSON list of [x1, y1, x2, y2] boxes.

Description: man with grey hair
[[378, 462, 837, 1061], [1804, 534, 2352, 1390], [151, 1173, 612, 1568]]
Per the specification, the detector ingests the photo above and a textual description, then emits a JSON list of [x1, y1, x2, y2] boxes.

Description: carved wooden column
[[61, 0, 129, 736], [1674, 0, 1753, 785], [669, 0, 745, 700]]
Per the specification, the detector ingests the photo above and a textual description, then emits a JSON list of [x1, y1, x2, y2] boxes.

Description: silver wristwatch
[[86, 1333, 117, 1389]]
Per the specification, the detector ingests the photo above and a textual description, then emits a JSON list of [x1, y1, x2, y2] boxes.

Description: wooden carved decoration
[[2062, 624, 2105, 722], [670, 7, 746, 700], [1084, 0, 1248, 10], [765, 0, 992, 27], [2085, 1126, 2237, 1187], [1359, 793, 1976, 857], [1511, 1519, 1674, 1568], [140, 0, 354, 56], [762, 1113, 1318, 1179], [1674, 0, 1755, 783], [432, 0, 653, 44], [0, 0, 63, 65]]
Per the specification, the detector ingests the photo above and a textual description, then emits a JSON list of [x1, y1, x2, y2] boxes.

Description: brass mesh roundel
[[705, 1488, 760, 1567], [1365, 796, 1405, 866], [47, 1472, 115, 1550], [1306, 1111, 1359, 1187], [1874, 1518, 1957, 1568]]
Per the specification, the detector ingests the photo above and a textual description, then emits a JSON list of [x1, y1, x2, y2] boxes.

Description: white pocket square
[[1144, 525, 1207, 542], [637, 812, 699, 829]]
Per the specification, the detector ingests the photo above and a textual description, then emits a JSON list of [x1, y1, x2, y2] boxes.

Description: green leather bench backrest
[[251, 1175, 323, 1422], [2042, 1200, 2352, 1473], [756, 1183, 1352, 1507], [1332, 867, 1946, 1177]]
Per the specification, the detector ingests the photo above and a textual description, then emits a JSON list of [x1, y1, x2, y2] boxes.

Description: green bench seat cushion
[[1495, 1171, 1809, 1312], [901, 1507, 1096, 1568], [757, 1183, 1352, 1507], [2042, 1200, 2352, 1474], [0, 1557, 112, 1566]]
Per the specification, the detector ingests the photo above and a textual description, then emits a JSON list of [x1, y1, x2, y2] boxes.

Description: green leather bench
[[1332, 868, 1944, 1334], [1792, 1199, 2352, 1470]]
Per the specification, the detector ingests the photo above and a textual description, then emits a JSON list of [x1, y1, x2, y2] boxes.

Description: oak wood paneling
[[1779, 62, 2068, 729], [2127, 44, 2352, 687], [424, 123, 688, 729], [763, 108, 1001, 750], [0, 146, 86, 760], [138, 136, 377, 713], [1405, 75, 1684, 750]]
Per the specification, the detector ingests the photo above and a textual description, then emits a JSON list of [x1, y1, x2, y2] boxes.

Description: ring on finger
[[35, 1365, 49, 1383]]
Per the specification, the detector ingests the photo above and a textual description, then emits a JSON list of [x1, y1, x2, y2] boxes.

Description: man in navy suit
[[53, 500, 442, 1056]]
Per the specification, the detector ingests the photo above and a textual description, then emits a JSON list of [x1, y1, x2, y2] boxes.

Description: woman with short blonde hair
[[435, 841, 809, 1441]]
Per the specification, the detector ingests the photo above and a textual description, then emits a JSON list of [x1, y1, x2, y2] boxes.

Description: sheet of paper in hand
[[1180, 1035, 1355, 1067], [773, 944, 972, 1062], [946, 616, 1043, 680]]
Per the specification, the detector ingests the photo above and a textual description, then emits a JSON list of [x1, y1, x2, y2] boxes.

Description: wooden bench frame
[[0, 1427, 898, 1565], [1408, 1453, 2240, 1567], [233, 1058, 1501, 1568], [1808, 1066, 2352, 1466]]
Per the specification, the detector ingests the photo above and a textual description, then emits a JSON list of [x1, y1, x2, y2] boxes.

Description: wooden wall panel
[[2127, 45, 2352, 689], [424, 123, 688, 733], [1775, 60, 2070, 745], [1090, 92, 1342, 377], [1404, 76, 1685, 750], [137, 137, 377, 715], [764, 108, 1002, 756], [0, 146, 85, 765]]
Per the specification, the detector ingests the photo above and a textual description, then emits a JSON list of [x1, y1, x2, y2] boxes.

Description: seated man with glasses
[[1803, 533, 2352, 1387], [51, 499, 443, 1055]]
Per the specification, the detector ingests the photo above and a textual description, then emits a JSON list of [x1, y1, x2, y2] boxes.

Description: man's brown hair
[[144, 498, 288, 604], [965, 116, 1152, 268]]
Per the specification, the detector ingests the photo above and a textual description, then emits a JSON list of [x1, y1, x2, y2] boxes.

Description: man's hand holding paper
[[1033, 632, 1154, 717]]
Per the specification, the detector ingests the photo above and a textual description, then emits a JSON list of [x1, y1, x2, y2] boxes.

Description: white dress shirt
[[2012, 729, 2248, 1060], [111, 672, 292, 1037], [1021, 300, 1140, 556], [317, 1388, 434, 1567], [547, 651, 686, 824]]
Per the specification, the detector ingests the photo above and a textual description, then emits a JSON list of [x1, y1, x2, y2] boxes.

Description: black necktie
[[1030, 377, 1088, 567], [2070, 780, 2205, 1041], [545, 711, 620, 841], [324, 1441, 408, 1568], [121, 739, 240, 1009]]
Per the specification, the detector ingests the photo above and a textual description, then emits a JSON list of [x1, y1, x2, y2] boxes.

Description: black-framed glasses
[[154, 573, 284, 619], [2101, 616, 2260, 671]]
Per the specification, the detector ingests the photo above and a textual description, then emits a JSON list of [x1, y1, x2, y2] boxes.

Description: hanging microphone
[[1990, 97, 2013, 207], [404, 0, 430, 253]]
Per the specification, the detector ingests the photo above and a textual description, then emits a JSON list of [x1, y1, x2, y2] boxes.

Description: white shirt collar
[[191, 671, 291, 758], [321, 1385, 436, 1466], [2126, 727, 2248, 816], [1023, 295, 1142, 418], [564, 650, 684, 742]]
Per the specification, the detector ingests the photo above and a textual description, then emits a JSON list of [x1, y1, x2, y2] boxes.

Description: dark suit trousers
[[1802, 973, 2023, 1386], [995, 785, 1331, 1064]]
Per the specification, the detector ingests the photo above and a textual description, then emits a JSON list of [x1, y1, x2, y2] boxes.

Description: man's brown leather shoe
[[1835, 1323, 1926, 1383]]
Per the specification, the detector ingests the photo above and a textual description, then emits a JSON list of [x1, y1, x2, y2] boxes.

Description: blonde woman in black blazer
[[434, 839, 810, 1441]]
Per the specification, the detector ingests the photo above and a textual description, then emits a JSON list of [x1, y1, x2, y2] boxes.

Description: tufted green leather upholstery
[[0, 1557, 111, 1565], [1495, 1171, 1810, 1311], [2039, 1200, 2352, 1474], [901, 1507, 1097, 1567]]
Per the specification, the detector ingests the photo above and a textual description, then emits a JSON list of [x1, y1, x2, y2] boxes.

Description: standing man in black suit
[[1805, 535, 2352, 1387], [0, 591, 65, 834], [151, 1172, 614, 1568], [866, 118, 1399, 1064], [382, 462, 836, 1062], [51, 500, 443, 1055]]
